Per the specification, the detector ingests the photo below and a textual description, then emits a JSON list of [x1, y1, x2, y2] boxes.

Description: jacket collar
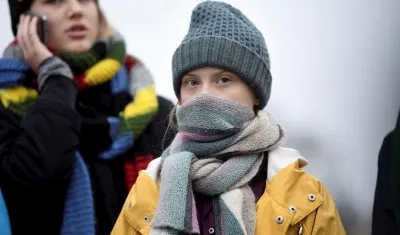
[[266, 147, 323, 225]]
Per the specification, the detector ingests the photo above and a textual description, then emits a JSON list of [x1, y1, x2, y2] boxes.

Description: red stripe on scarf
[[124, 154, 153, 191], [124, 55, 139, 74], [9, 39, 18, 46], [74, 74, 90, 90]]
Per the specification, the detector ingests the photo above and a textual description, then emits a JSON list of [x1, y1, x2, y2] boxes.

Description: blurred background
[[1, 0, 400, 234]]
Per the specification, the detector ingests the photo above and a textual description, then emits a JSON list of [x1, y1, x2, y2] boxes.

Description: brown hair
[[167, 104, 178, 131], [161, 104, 178, 150]]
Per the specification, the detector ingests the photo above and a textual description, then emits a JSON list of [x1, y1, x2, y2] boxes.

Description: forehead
[[32, 0, 99, 7]]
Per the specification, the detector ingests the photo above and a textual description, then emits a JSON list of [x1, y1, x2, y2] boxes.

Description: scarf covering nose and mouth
[[151, 94, 285, 235]]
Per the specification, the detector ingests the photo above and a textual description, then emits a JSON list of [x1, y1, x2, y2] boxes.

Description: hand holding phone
[[25, 12, 48, 44], [17, 14, 53, 73]]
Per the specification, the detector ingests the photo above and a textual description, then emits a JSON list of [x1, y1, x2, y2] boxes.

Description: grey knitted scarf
[[150, 94, 285, 235]]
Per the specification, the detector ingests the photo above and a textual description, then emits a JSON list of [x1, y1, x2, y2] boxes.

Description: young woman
[[114, 1, 346, 235], [0, 0, 173, 234]]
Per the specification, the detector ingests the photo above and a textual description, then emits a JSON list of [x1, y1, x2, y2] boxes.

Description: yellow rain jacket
[[112, 147, 346, 234]]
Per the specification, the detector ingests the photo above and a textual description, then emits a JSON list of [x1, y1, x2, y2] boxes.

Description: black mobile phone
[[25, 12, 48, 45]]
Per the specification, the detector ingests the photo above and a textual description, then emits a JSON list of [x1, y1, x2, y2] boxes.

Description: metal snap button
[[276, 215, 284, 224], [308, 194, 316, 202]]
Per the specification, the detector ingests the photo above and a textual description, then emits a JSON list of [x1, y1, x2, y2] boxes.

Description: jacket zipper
[[298, 223, 303, 234]]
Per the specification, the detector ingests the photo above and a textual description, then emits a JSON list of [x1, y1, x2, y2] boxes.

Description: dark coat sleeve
[[372, 131, 399, 235], [0, 76, 80, 186], [0, 75, 81, 235]]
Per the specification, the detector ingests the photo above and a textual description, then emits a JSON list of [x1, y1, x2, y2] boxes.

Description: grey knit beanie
[[172, 1, 272, 109]]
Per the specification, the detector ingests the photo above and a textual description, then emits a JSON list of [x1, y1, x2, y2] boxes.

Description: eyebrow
[[184, 72, 199, 78], [185, 69, 230, 78]]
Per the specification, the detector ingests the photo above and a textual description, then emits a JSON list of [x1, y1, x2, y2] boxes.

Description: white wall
[[1, 0, 400, 234]]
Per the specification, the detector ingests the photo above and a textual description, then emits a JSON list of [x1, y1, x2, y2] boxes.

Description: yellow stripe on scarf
[[0, 87, 38, 108], [122, 85, 159, 119], [84, 58, 121, 86]]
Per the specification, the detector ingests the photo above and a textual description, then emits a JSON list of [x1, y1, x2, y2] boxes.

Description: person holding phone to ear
[[0, 1, 174, 235]]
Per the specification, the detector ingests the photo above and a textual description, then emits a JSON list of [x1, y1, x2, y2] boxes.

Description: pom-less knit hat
[[172, 1, 272, 109]]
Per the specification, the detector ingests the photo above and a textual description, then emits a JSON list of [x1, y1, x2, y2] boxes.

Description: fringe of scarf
[[151, 94, 285, 235], [0, 29, 158, 235]]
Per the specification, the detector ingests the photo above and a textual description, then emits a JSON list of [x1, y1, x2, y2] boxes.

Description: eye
[[185, 79, 199, 87], [217, 76, 232, 84]]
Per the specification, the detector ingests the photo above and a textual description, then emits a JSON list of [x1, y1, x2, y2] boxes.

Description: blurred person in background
[[112, 1, 345, 234], [0, 0, 173, 234], [372, 108, 400, 235]]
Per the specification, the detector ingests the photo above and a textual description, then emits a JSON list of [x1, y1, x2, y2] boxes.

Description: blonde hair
[[97, 4, 111, 37]]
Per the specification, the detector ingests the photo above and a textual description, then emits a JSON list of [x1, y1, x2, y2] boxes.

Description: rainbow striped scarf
[[151, 95, 284, 235], [0, 29, 158, 235]]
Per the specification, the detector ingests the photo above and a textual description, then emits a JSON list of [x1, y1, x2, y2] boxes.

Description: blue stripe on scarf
[[111, 66, 129, 93], [0, 189, 11, 235], [99, 117, 134, 160], [98, 132, 134, 160], [61, 153, 95, 235], [0, 58, 29, 88], [0, 58, 134, 235]]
